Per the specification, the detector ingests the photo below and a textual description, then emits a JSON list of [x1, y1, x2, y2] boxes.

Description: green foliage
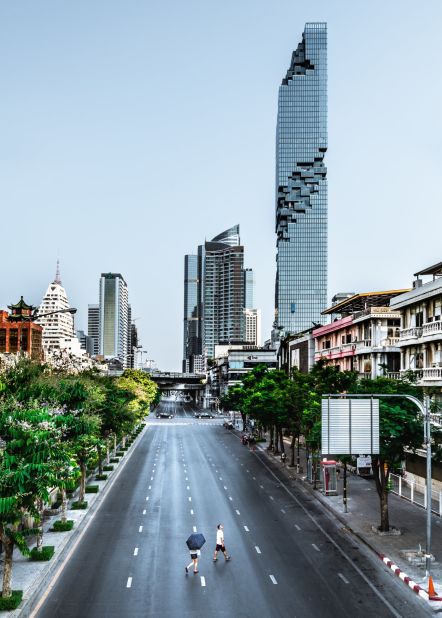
[[110, 458, 119, 463], [71, 501, 88, 509], [85, 485, 99, 493], [29, 546, 55, 561], [95, 474, 108, 481], [0, 590, 23, 609], [103, 465, 114, 471], [52, 520, 74, 532]]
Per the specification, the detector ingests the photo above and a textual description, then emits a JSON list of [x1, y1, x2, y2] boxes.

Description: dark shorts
[[190, 553, 198, 560], [215, 544, 225, 552]]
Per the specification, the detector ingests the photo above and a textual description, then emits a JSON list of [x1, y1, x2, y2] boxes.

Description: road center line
[[269, 575, 278, 585], [127, 577, 133, 588], [134, 548, 139, 556], [338, 573, 349, 584]]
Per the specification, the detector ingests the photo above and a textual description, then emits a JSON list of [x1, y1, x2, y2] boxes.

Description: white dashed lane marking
[[126, 577, 133, 588], [269, 496, 274, 501], [235, 510, 240, 515], [223, 486, 227, 490], [255, 546, 261, 554], [281, 509, 286, 514], [139, 526, 143, 533], [142, 509, 146, 515], [188, 497, 192, 502], [312, 544, 320, 552], [146, 497, 149, 501], [229, 497, 233, 501], [134, 548, 139, 556], [244, 526, 250, 532], [294, 524, 301, 531], [338, 573, 349, 584], [190, 509, 194, 515], [193, 526, 197, 532], [201, 576, 206, 587], [269, 575, 278, 585], [148, 486, 151, 490]]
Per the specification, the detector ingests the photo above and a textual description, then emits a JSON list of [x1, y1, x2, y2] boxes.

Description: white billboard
[[321, 398, 379, 455]]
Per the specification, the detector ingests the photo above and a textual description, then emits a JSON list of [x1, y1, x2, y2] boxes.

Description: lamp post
[[324, 392, 434, 578], [32, 308, 77, 321]]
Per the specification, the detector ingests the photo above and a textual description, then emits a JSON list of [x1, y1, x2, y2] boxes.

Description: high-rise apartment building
[[244, 308, 261, 346], [203, 225, 245, 359], [99, 273, 129, 367], [87, 304, 99, 355], [274, 23, 328, 338], [183, 254, 202, 370]]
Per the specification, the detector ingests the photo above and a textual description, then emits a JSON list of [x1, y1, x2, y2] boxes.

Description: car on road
[[156, 412, 174, 419], [194, 412, 215, 419]]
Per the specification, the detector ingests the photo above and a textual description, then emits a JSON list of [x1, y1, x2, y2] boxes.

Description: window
[[9, 329, 18, 353]]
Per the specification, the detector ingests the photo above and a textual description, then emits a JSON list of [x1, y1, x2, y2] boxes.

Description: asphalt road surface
[[34, 400, 430, 617]]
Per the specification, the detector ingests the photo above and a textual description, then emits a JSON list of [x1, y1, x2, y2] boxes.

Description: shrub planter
[[85, 485, 99, 493], [0, 590, 23, 610], [52, 520, 74, 532], [116, 451, 124, 457], [71, 501, 88, 509], [29, 546, 55, 561], [103, 465, 114, 471], [110, 458, 119, 463], [121, 447, 128, 451], [95, 474, 108, 481]]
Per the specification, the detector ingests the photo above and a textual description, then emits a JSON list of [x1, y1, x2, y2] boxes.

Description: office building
[[183, 254, 202, 372], [99, 273, 129, 368], [244, 308, 261, 346], [77, 330, 95, 356], [274, 23, 328, 339], [87, 304, 99, 356], [244, 269, 254, 310]]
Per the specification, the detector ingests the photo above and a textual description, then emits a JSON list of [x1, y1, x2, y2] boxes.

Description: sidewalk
[[257, 440, 442, 611], [0, 426, 146, 617]]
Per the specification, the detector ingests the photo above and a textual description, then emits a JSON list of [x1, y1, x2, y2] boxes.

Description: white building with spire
[[38, 262, 83, 359]]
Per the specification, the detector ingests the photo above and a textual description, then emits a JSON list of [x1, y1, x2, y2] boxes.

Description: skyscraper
[[183, 254, 202, 371], [274, 23, 327, 338], [87, 304, 99, 355], [243, 268, 254, 310], [99, 273, 129, 367], [203, 225, 244, 359]]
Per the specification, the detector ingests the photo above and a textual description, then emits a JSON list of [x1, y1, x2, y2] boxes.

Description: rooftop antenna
[[54, 259, 62, 285]]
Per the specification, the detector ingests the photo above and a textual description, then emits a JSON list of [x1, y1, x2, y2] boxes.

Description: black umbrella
[[186, 533, 206, 551]]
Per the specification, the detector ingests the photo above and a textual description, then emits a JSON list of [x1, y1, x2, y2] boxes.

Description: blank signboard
[[321, 398, 379, 455]]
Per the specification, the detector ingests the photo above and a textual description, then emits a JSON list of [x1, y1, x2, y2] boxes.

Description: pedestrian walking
[[185, 548, 200, 574], [213, 524, 230, 562]]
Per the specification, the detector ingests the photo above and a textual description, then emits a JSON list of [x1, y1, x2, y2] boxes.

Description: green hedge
[[95, 474, 108, 481], [116, 451, 124, 457], [72, 500, 88, 509], [85, 485, 99, 493], [29, 546, 55, 561], [103, 465, 114, 471], [0, 590, 23, 610], [110, 457, 119, 463], [52, 520, 74, 532]]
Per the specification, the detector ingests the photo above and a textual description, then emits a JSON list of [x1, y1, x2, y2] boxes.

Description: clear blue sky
[[1, 1, 441, 370]]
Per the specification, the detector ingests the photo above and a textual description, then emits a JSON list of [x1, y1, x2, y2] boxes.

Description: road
[[34, 400, 429, 617]]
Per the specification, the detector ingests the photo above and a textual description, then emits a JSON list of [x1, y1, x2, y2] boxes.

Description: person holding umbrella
[[185, 532, 206, 575]]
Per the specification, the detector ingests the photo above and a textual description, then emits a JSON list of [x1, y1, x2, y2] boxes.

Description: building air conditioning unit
[[413, 278, 423, 289]]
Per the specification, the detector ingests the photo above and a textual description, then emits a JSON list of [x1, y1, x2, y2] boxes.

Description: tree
[[0, 407, 68, 598]]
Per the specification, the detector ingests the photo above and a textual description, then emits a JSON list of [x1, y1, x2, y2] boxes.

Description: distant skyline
[[1, 1, 442, 370]]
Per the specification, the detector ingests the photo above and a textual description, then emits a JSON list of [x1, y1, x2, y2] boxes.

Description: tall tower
[[38, 263, 76, 356], [203, 225, 244, 359], [87, 304, 100, 355], [274, 23, 327, 338], [183, 254, 202, 371], [99, 273, 129, 367]]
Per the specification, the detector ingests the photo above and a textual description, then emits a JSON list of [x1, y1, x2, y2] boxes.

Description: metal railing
[[389, 473, 442, 517]]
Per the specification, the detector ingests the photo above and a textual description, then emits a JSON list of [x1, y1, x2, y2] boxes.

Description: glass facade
[[183, 254, 202, 360], [243, 268, 254, 310], [275, 23, 327, 336], [99, 273, 129, 366]]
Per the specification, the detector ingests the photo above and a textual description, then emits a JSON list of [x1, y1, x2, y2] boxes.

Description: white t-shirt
[[216, 528, 224, 545]]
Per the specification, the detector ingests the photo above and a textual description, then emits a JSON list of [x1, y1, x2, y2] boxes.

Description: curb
[[380, 554, 429, 601], [12, 424, 148, 618]]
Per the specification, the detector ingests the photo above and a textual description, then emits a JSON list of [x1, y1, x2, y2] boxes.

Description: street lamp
[[32, 308, 77, 321]]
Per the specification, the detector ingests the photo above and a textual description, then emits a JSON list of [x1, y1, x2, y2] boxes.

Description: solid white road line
[[269, 575, 278, 585], [201, 576, 206, 587], [127, 577, 133, 588], [134, 548, 139, 556], [312, 544, 320, 552], [294, 524, 301, 531], [244, 526, 250, 532], [255, 546, 261, 554], [338, 573, 349, 584], [193, 526, 197, 532], [139, 526, 143, 533], [235, 510, 240, 515]]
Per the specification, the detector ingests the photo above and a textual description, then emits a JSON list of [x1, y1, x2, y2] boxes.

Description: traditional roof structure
[[321, 290, 411, 316]]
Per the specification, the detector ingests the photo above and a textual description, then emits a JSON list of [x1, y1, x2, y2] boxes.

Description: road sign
[[321, 398, 379, 455]]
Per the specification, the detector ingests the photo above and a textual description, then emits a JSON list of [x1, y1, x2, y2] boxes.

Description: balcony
[[399, 327, 423, 341], [422, 320, 442, 337]]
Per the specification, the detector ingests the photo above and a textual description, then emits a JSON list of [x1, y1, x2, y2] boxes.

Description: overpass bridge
[[147, 371, 206, 403]]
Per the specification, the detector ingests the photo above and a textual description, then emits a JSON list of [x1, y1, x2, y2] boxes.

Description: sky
[[1, 0, 442, 371]]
